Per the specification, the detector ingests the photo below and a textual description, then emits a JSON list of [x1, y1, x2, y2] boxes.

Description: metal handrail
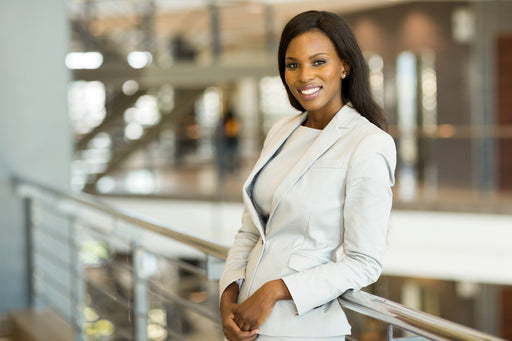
[[13, 176, 507, 341], [14, 176, 228, 260], [339, 290, 504, 341]]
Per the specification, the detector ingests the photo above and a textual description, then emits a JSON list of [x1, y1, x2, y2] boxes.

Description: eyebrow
[[285, 53, 328, 61]]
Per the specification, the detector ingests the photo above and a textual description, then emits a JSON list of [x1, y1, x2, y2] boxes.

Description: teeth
[[300, 87, 320, 95]]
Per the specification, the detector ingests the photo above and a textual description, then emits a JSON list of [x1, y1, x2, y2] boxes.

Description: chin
[[301, 103, 321, 112]]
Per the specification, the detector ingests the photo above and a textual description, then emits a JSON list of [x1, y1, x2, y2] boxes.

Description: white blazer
[[219, 104, 396, 337]]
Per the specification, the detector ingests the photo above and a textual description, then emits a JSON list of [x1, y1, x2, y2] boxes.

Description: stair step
[[0, 314, 12, 340], [9, 310, 73, 341]]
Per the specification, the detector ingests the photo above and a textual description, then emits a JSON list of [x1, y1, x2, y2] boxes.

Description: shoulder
[[347, 109, 396, 161], [342, 112, 396, 183]]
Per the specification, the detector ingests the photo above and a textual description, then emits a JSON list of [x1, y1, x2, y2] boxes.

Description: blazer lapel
[[269, 105, 360, 221], [242, 113, 307, 237]]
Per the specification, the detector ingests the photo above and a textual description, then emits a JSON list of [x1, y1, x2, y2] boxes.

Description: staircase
[[78, 88, 205, 193]]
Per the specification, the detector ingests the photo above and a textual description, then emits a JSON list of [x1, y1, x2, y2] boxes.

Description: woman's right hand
[[220, 282, 259, 341]]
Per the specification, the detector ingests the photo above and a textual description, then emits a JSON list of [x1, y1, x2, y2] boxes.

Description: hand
[[220, 282, 259, 341], [234, 280, 291, 332], [221, 302, 259, 341]]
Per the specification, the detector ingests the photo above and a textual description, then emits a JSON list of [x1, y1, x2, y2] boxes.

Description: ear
[[341, 60, 351, 79]]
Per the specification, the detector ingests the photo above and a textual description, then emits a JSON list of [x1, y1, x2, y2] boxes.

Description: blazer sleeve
[[219, 205, 260, 298], [281, 132, 396, 315]]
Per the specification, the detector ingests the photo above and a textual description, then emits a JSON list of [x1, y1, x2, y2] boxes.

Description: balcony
[[1, 177, 506, 341]]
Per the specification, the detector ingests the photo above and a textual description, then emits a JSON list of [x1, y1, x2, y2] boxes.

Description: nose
[[299, 66, 314, 82]]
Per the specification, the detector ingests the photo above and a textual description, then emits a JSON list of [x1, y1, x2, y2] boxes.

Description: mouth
[[297, 85, 321, 99]]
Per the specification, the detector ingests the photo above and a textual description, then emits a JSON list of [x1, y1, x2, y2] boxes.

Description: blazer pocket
[[311, 159, 347, 169], [288, 251, 330, 272]]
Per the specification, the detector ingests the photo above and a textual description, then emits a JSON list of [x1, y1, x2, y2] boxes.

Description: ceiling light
[[65, 52, 103, 69], [127, 51, 153, 69]]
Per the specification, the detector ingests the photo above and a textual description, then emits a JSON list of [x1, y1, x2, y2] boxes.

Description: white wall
[[0, 0, 71, 313]]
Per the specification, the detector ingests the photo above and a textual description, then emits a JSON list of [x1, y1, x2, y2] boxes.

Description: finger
[[249, 332, 259, 341], [223, 318, 242, 339], [237, 329, 259, 340], [224, 318, 238, 330], [238, 317, 252, 332], [233, 315, 241, 328], [233, 315, 247, 331], [239, 321, 252, 332]]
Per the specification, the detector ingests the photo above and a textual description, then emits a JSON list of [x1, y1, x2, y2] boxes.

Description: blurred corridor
[[1, 0, 512, 340]]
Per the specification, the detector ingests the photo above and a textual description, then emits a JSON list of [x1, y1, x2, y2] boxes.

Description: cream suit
[[219, 104, 396, 338]]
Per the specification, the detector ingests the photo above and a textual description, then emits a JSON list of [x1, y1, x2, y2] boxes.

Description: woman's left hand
[[234, 279, 291, 331]]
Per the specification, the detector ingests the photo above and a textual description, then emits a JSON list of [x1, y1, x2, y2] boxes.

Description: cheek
[[324, 70, 342, 91], [284, 72, 295, 89], [323, 68, 340, 81]]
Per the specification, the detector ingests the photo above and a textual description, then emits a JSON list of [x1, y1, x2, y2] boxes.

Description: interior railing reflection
[[74, 122, 512, 205], [13, 177, 507, 341]]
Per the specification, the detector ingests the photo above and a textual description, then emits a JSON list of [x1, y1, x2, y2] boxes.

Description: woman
[[219, 10, 396, 341]]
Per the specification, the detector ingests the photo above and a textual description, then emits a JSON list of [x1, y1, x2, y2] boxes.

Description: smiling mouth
[[298, 86, 321, 98]]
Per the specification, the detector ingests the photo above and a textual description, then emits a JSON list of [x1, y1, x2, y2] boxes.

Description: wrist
[[221, 281, 239, 304], [267, 279, 291, 302]]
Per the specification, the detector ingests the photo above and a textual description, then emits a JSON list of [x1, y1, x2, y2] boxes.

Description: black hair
[[277, 10, 388, 131]]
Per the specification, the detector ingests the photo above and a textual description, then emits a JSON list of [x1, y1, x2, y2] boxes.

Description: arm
[[219, 207, 261, 339], [281, 133, 397, 315], [219, 208, 260, 298]]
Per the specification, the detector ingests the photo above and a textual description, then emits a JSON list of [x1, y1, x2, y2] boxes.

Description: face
[[284, 30, 349, 117]]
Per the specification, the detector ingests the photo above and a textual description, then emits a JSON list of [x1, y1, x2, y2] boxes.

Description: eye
[[286, 62, 299, 70], [313, 59, 326, 66]]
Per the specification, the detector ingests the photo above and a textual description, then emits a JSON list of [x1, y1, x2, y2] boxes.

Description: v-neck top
[[253, 125, 321, 221]]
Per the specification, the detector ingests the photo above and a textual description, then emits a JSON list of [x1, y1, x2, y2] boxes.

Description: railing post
[[133, 242, 149, 341], [388, 324, 394, 341], [23, 197, 34, 308], [69, 219, 86, 341]]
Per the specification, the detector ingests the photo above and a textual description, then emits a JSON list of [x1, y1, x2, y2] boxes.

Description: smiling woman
[[219, 10, 396, 341]]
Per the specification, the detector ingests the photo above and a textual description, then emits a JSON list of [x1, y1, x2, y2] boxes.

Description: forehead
[[285, 30, 337, 58]]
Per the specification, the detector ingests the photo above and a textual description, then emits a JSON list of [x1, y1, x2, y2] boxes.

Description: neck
[[304, 106, 342, 130]]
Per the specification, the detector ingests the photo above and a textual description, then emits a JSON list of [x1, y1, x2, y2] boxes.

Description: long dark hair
[[278, 10, 388, 131]]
